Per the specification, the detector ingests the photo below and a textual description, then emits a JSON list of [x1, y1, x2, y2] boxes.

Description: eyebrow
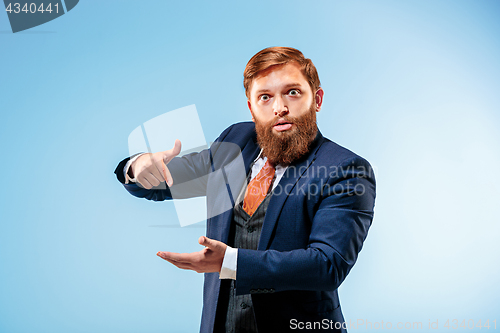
[[255, 83, 304, 95]]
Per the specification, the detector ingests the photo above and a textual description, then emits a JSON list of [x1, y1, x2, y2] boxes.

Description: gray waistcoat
[[224, 174, 274, 333]]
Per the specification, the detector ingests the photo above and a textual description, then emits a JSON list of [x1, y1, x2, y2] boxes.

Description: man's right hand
[[129, 139, 182, 189]]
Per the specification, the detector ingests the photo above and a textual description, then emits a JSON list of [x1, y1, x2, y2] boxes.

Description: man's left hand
[[157, 236, 227, 273]]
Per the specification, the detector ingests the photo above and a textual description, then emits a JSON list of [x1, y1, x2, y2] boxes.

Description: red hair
[[243, 47, 321, 98]]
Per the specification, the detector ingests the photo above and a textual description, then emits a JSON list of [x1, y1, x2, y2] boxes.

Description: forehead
[[250, 62, 309, 93]]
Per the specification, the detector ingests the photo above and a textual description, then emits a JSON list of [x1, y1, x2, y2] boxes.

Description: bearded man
[[114, 47, 376, 333]]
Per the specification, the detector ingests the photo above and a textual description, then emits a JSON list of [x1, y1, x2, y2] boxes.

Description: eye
[[288, 89, 300, 96], [259, 94, 270, 101]]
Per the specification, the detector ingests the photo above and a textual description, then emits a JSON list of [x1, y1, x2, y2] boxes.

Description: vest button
[[247, 226, 255, 233], [240, 302, 249, 309]]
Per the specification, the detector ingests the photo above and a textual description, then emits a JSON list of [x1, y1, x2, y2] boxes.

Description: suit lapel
[[242, 135, 261, 173], [258, 131, 325, 250]]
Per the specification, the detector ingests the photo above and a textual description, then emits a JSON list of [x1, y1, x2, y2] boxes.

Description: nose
[[273, 96, 289, 117]]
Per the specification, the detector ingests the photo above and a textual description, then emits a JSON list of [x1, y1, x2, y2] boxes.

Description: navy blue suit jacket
[[115, 122, 376, 332]]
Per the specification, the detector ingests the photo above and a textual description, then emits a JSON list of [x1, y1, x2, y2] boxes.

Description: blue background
[[1, 1, 499, 332]]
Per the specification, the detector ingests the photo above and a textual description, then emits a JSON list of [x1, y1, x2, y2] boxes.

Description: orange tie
[[242, 160, 276, 216]]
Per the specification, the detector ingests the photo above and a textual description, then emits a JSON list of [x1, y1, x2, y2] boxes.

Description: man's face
[[247, 62, 324, 165], [248, 62, 322, 132]]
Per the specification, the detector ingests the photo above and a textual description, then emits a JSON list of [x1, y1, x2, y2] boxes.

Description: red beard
[[254, 103, 318, 166]]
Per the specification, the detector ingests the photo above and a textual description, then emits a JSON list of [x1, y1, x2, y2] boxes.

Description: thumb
[[163, 139, 182, 163], [199, 236, 223, 251]]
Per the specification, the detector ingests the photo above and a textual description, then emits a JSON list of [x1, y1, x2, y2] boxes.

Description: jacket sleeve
[[235, 156, 376, 295], [113, 124, 235, 201]]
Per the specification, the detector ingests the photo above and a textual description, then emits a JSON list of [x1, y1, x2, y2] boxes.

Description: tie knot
[[262, 159, 276, 174]]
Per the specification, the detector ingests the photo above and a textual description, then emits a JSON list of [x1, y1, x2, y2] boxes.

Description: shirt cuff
[[123, 153, 145, 184], [219, 246, 237, 280]]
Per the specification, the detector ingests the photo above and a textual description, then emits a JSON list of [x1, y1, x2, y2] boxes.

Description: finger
[[160, 256, 194, 270], [163, 139, 182, 164], [163, 165, 173, 187], [199, 236, 225, 252], [137, 175, 153, 189], [143, 172, 161, 187], [153, 159, 172, 186], [157, 252, 206, 273], [158, 251, 200, 263]]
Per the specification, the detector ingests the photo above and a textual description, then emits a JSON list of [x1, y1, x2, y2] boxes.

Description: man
[[114, 47, 376, 332]]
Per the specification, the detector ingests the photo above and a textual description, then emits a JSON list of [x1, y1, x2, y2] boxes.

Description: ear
[[247, 100, 255, 122], [315, 88, 324, 112]]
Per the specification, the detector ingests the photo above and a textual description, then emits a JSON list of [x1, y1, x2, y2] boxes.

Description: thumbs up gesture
[[129, 140, 182, 189]]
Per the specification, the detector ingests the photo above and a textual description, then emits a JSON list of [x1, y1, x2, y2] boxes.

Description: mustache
[[269, 115, 297, 126]]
